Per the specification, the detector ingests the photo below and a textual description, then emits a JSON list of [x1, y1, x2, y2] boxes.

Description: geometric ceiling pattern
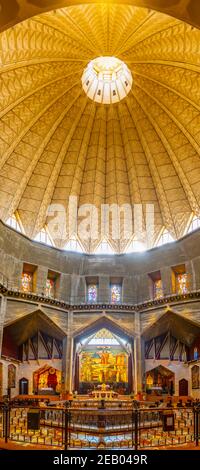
[[1, 4, 200, 252]]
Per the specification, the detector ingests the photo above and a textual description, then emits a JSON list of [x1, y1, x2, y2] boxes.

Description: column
[[137, 275, 150, 303], [134, 312, 144, 394], [59, 274, 71, 302], [35, 266, 48, 295], [160, 267, 172, 296], [0, 296, 7, 356], [11, 260, 23, 290], [98, 276, 110, 303], [123, 277, 137, 304], [185, 260, 195, 291], [192, 257, 200, 290], [62, 311, 74, 393]]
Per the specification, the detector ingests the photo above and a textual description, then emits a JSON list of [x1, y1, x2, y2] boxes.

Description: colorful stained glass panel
[[154, 279, 163, 299], [111, 284, 121, 304], [46, 278, 55, 298], [177, 273, 188, 294], [21, 273, 32, 292], [88, 284, 97, 303]]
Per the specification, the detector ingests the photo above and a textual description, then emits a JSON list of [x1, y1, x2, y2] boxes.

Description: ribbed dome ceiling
[[1, 4, 200, 252]]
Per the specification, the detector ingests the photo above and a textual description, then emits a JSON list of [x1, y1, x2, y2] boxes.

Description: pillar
[[0, 296, 7, 356], [35, 266, 48, 295], [192, 256, 200, 290], [185, 260, 195, 291], [98, 276, 110, 303], [62, 311, 74, 393], [123, 277, 137, 304], [59, 274, 71, 302], [134, 312, 144, 394], [160, 266, 172, 296], [137, 275, 150, 303]]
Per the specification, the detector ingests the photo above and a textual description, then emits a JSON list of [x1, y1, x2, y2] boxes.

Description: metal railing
[[0, 399, 200, 449]]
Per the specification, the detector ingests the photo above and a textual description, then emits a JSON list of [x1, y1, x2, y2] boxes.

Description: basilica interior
[[1, 0, 200, 451]]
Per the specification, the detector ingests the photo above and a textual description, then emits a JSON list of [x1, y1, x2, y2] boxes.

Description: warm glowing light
[[82, 56, 133, 104]]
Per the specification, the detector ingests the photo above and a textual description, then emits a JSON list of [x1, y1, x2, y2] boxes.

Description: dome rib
[[127, 98, 176, 237], [134, 84, 200, 215], [136, 78, 200, 152], [0, 66, 84, 120], [0, 78, 82, 173], [117, 13, 179, 57], [133, 91, 199, 237], [33, 15, 99, 57], [33, 96, 88, 239], [133, 70, 200, 113], [7, 90, 84, 222]]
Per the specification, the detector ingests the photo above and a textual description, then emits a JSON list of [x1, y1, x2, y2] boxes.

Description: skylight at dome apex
[[82, 56, 133, 104], [1, 4, 200, 254]]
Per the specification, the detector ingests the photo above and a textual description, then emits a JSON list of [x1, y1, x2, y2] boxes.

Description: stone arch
[[73, 315, 134, 395]]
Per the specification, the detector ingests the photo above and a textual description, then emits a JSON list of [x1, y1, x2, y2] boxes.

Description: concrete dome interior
[[1, 1, 200, 452], [1, 3, 200, 252]]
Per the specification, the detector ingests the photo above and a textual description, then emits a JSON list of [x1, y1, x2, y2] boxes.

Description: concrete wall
[[1, 221, 200, 305]]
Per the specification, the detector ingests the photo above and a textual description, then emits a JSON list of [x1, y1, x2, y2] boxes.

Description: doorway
[[19, 378, 28, 395], [179, 378, 188, 396]]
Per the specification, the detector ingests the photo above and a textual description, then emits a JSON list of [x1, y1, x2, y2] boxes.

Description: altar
[[90, 384, 118, 400]]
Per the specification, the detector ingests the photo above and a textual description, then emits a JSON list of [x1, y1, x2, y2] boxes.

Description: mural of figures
[[145, 365, 175, 395], [33, 365, 61, 394], [8, 364, 16, 388], [192, 365, 200, 389], [79, 346, 128, 385]]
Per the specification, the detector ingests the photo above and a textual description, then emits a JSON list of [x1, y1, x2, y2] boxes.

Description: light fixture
[[82, 56, 133, 104]]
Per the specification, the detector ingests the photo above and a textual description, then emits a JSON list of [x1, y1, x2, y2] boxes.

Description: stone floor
[[0, 439, 199, 451]]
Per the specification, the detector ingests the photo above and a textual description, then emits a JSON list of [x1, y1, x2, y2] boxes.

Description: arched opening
[[19, 377, 29, 395], [73, 319, 134, 395], [179, 378, 189, 396], [33, 365, 61, 395], [145, 365, 175, 396]]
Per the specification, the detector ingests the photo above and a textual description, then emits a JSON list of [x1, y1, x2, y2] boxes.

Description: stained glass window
[[34, 228, 53, 246], [21, 273, 32, 292], [64, 238, 83, 253], [95, 240, 115, 254], [194, 347, 199, 360], [154, 279, 163, 299], [6, 214, 22, 233], [88, 329, 120, 345], [111, 284, 121, 304], [157, 229, 174, 246], [177, 273, 188, 294], [188, 215, 200, 233], [46, 278, 55, 298], [87, 284, 97, 303]]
